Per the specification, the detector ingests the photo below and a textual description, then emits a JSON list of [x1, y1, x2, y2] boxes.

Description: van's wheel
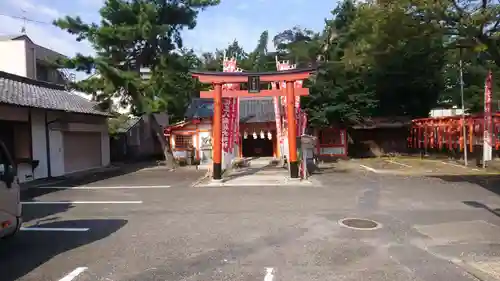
[[2, 217, 21, 239]]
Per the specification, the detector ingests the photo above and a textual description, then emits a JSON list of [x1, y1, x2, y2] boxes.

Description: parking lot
[[343, 156, 500, 176], [1, 165, 207, 281], [3, 161, 500, 280]]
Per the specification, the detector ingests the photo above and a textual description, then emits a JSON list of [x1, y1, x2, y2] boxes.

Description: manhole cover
[[339, 218, 381, 230]]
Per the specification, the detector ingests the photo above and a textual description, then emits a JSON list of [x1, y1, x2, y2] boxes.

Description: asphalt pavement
[[2, 162, 500, 281]]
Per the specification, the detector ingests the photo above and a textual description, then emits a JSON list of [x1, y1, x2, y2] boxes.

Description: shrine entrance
[[242, 132, 275, 157], [191, 68, 314, 180]]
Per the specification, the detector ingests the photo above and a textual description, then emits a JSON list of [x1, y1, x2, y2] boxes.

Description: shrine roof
[[185, 97, 275, 123]]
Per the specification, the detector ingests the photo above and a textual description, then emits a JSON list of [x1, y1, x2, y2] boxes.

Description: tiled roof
[[0, 71, 109, 116], [185, 97, 275, 123]]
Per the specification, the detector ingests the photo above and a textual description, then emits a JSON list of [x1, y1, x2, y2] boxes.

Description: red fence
[[409, 113, 500, 152]]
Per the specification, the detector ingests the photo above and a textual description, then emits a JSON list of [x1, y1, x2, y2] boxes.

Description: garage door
[[63, 132, 102, 174]]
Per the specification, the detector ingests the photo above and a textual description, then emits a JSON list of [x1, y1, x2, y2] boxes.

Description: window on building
[[174, 135, 193, 149], [36, 63, 49, 82]]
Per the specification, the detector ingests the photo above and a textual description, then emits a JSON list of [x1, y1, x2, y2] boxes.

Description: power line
[[0, 13, 51, 25], [0, 12, 53, 37], [0, 12, 66, 56]]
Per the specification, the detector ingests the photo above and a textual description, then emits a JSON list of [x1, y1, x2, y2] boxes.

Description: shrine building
[[166, 97, 276, 160], [164, 96, 348, 163]]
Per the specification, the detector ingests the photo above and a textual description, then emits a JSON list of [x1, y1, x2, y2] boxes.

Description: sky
[[0, 0, 335, 58]]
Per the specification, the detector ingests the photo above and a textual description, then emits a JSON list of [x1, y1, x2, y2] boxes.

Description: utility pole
[[459, 48, 468, 166]]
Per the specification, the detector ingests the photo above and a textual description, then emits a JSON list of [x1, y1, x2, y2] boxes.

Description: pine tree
[[54, 0, 220, 168], [54, 0, 219, 114]]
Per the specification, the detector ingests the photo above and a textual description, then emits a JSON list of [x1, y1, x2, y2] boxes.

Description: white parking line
[[36, 185, 171, 189], [264, 268, 274, 281], [359, 165, 380, 173], [385, 159, 412, 168], [21, 201, 143, 204], [440, 161, 480, 171], [59, 267, 88, 281], [20, 227, 90, 232]]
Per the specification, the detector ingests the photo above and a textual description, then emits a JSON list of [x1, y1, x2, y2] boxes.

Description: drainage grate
[[339, 218, 381, 230]]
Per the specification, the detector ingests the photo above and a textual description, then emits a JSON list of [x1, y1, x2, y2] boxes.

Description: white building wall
[[0, 104, 110, 181], [30, 109, 48, 179], [0, 107, 58, 181], [49, 130, 65, 177], [0, 40, 27, 77]]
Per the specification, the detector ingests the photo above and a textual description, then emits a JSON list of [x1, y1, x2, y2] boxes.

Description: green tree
[[145, 49, 202, 122], [247, 31, 275, 71], [108, 114, 132, 136], [199, 51, 223, 71], [441, 47, 500, 113], [303, 0, 377, 127], [414, 0, 500, 67], [55, 0, 219, 167], [348, 0, 446, 117], [54, 0, 219, 114], [273, 27, 322, 67]]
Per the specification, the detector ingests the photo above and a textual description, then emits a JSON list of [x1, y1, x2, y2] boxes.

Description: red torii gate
[[191, 68, 314, 180]]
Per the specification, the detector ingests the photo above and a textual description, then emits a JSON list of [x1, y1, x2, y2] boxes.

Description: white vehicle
[[0, 140, 22, 239]]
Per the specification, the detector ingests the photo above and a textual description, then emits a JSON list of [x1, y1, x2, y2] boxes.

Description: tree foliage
[[55, 0, 219, 117], [58, 0, 500, 131], [303, 0, 377, 126]]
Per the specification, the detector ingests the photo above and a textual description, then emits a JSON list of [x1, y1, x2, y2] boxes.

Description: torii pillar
[[191, 68, 315, 180]]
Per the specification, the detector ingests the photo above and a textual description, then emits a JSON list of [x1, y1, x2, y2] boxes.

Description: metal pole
[[459, 52, 468, 166]]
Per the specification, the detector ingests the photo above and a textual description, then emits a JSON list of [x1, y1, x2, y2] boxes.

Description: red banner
[[275, 60, 306, 135], [234, 97, 240, 147], [271, 82, 283, 145], [221, 57, 240, 153], [294, 83, 302, 135], [483, 70, 493, 161], [275, 59, 309, 178], [228, 98, 238, 151], [222, 98, 231, 153]]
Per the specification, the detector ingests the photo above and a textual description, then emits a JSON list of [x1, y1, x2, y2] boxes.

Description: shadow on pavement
[[224, 164, 276, 180], [463, 201, 500, 217], [21, 162, 161, 200], [21, 203, 75, 223], [0, 219, 127, 281], [315, 160, 351, 174], [314, 165, 350, 174], [431, 174, 500, 196]]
